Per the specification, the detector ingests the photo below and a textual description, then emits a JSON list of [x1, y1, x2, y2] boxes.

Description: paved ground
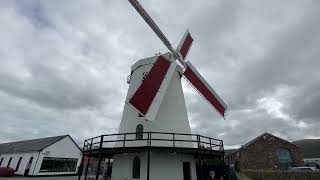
[[0, 176, 78, 180]]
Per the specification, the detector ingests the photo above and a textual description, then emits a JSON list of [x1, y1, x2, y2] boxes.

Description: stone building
[[226, 132, 303, 170]]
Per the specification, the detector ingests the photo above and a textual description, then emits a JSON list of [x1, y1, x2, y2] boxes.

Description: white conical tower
[[111, 54, 197, 180], [117, 53, 192, 145]]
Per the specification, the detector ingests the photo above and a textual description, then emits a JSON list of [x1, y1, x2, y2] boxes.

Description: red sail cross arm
[[180, 33, 193, 59], [183, 65, 227, 117], [129, 55, 172, 115], [177, 30, 193, 60]]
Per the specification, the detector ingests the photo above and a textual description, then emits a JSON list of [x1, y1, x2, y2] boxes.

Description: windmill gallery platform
[[79, 0, 228, 179], [79, 132, 224, 180]]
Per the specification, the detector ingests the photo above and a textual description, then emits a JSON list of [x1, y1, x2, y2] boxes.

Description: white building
[[0, 135, 81, 176]]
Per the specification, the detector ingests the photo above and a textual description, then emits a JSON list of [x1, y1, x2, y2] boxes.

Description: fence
[[83, 131, 224, 152]]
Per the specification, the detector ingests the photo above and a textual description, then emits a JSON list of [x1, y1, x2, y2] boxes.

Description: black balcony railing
[[82, 131, 224, 153]]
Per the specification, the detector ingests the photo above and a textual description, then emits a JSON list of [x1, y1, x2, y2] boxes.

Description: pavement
[[0, 176, 78, 180], [235, 172, 253, 180]]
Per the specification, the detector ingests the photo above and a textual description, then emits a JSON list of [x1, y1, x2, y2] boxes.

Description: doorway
[[183, 162, 191, 180]]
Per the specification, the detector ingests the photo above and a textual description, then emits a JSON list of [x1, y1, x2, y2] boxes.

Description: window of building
[[7, 157, 12, 168], [16, 157, 22, 171], [40, 157, 78, 172], [276, 148, 293, 169], [24, 157, 34, 176], [0, 157, 3, 167], [26, 157, 33, 170], [136, 124, 143, 140], [132, 156, 140, 178]]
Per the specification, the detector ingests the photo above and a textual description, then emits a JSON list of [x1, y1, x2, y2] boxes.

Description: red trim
[[129, 56, 171, 115], [179, 33, 193, 59], [184, 67, 226, 117]]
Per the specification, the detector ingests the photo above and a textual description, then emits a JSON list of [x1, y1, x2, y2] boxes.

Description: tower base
[[78, 132, 225, 180], [112, 151, 197, 180]]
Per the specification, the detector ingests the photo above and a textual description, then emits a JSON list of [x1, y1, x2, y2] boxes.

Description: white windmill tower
[[79, 1, 227, 180]]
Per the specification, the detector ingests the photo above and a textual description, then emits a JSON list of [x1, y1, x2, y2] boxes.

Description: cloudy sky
[[0, 0, 319, 149]]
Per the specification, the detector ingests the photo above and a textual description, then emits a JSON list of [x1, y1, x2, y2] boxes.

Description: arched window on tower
[[136, 124, 143, 140], [132, 156, 141, 178]]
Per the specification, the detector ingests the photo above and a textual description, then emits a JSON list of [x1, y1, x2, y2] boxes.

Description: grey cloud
[[0, 0, 319, 147]]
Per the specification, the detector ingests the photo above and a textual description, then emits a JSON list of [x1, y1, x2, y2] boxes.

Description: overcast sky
[[0, 0, 319, 149]]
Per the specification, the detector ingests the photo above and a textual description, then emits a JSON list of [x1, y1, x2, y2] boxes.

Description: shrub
[[0, 167, 15, 177]]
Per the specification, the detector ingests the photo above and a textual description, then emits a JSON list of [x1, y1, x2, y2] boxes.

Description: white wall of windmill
[[114, 56, 155, 148], [111, 151, 197, 180], [115, 54, 195, 148]]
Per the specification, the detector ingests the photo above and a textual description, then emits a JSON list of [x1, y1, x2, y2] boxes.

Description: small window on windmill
[[136, 124, 143, 140]]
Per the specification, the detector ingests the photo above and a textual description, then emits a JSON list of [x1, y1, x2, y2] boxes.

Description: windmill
[[127, 0, 227, 121], [79, 1, 228, 180]]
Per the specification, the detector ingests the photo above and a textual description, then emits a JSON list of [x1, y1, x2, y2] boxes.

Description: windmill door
[[183, 162, 191, 180]]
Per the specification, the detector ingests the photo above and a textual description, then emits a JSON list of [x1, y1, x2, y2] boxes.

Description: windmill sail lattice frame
[[128, 0, 228, 120]]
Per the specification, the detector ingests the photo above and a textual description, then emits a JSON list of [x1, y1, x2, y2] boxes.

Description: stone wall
[[226, 133, 304, 170], [239, 134, 303, 170], [243, 170, 320, 180]]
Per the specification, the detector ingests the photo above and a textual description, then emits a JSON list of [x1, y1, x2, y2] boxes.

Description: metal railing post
[[84, 138, 93, 179], [149, 132, 152, 146], [197, 135, 200, 148], [147, 147, 150, 180], [123, 134, 126, 147], [209, 138, 212, 149], [95, 136, 104, 180], [78, 140, 86, 180], [173, 133, 175, 148], [220, 140, 224, 151]]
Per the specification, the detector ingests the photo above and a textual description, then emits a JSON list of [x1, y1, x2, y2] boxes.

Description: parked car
[[290, 167, 318, 172]]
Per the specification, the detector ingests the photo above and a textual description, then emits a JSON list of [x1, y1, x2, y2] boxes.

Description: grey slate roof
[[292, 139, 320, 158], [0, 135, 68, 154]]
